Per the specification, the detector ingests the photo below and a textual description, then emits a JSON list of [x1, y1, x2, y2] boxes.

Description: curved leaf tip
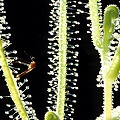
[[45, 111, 60, 120]]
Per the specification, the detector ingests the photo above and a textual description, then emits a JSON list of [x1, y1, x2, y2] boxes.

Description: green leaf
[[103, 5, 119, 49], [45, 111, 60, 120]]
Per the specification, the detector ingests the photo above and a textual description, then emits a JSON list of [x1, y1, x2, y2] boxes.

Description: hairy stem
[[89, 1, 120, 120], [89, 0, 102, 49], [56, 0, 67, 119], [0, 39, 29, 120], [106, 42, 120, 82], [104, 79, 112, 120]]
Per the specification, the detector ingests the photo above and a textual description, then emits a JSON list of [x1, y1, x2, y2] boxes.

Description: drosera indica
[[88, 0, 120, 119], [2, 0, 120, 119], [68, 0, 120, 119], [46, 0, 80, 119], [0, 0, 38, 119]]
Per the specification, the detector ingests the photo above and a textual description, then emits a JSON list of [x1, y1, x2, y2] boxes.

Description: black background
[[0, 0, 119, 120]]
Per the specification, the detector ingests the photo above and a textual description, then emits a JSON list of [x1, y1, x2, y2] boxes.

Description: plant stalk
[[56, 0, 67, 119], [104, 78, 112, 120], [0, 39, 29, 120]]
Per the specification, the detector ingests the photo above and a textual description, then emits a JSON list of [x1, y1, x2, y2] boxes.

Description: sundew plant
[[1, 0, 120, 120], [46, 0, 120, 119]]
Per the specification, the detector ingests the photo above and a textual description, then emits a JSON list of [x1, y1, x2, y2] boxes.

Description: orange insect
[[16, 60, 36, 79], [15, 52, 36, 79]]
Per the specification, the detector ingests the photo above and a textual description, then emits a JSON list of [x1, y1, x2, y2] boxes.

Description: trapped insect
[[13, 52, 36, 79], [16, 60, 36, 79]]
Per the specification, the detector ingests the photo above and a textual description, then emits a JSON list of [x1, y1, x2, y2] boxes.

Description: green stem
[[104, 78, 112, 120], [102, 6, 119, 119], [89, 1, 120, 120], [56, 0, 67, 119], [89, 0, 102, 49], [0, 39, 29, 120], [106, 42, 120, 82], [102, 42, 120, 119]]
